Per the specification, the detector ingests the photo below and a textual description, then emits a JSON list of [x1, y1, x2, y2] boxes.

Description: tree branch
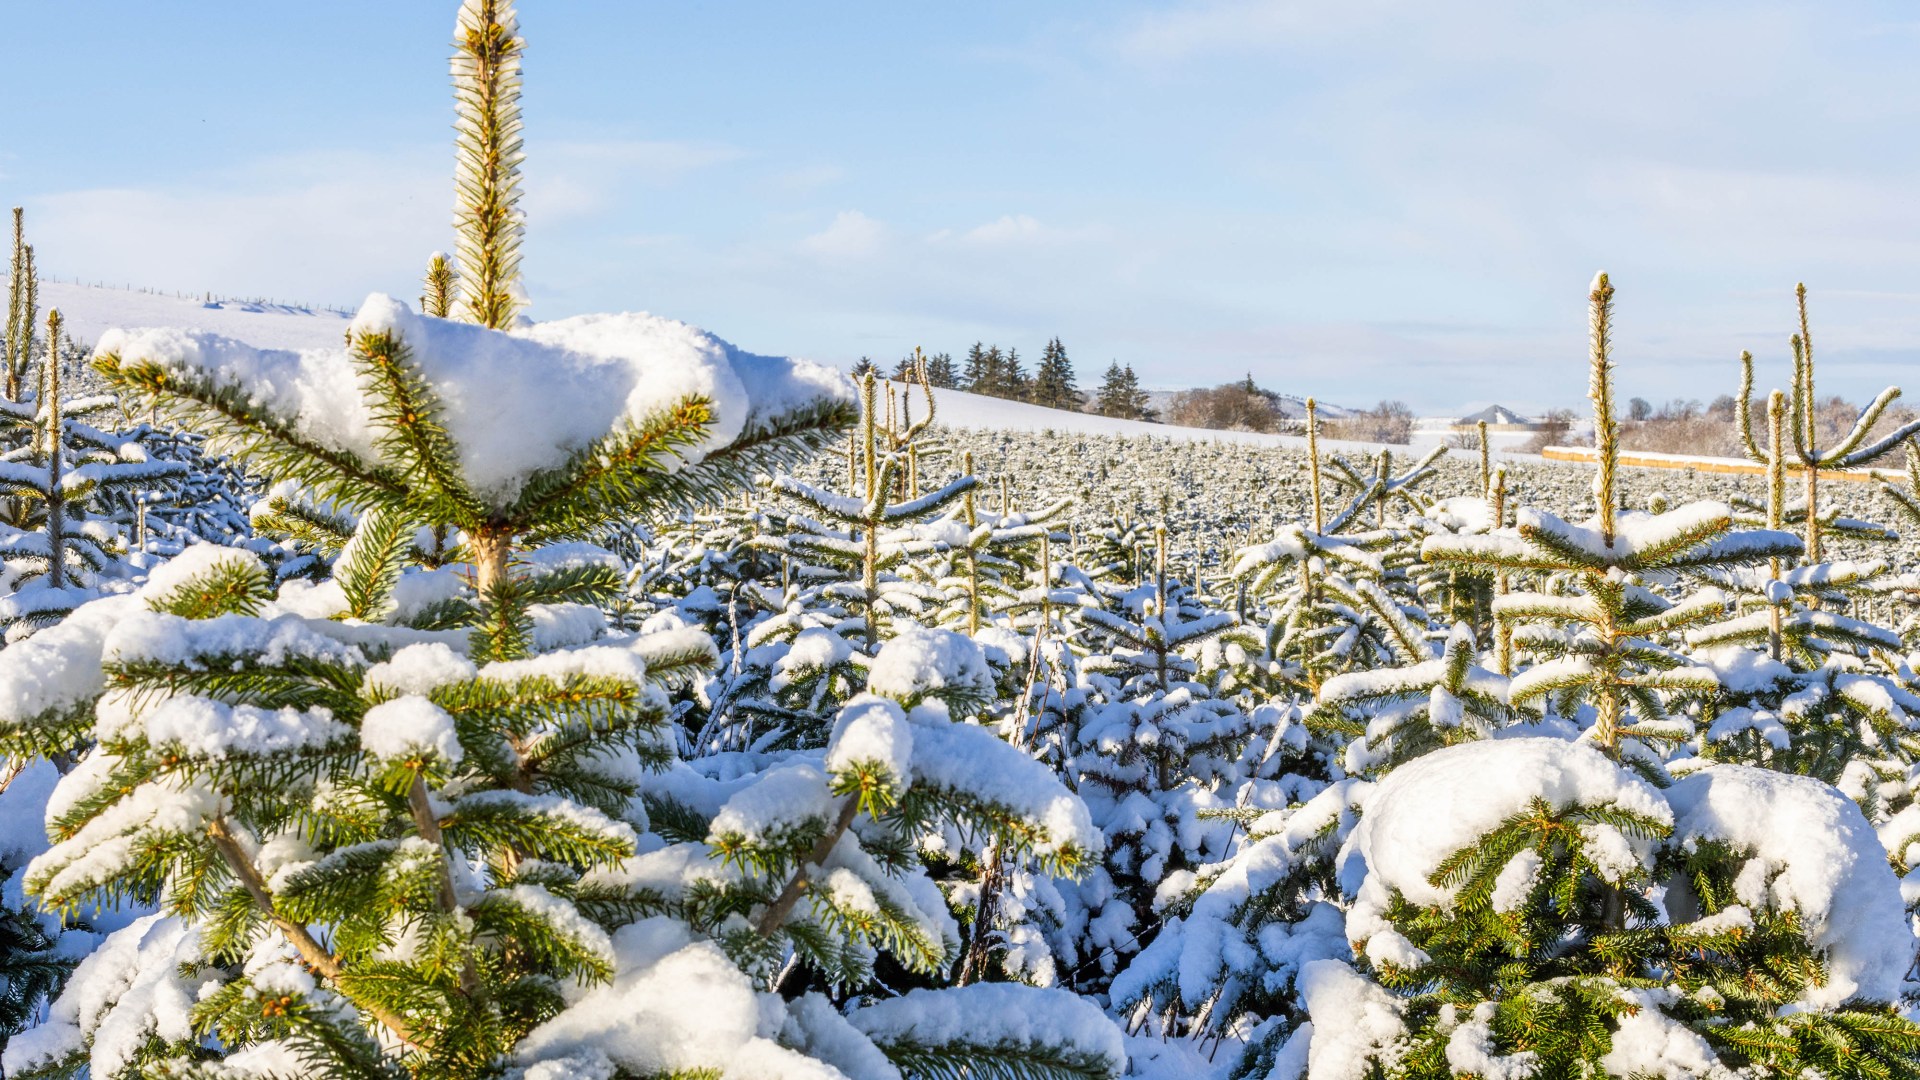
[[754, 795, 861, 938], [206, 816, 423, 1050]]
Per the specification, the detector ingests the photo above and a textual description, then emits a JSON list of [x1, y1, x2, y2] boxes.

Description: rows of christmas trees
[[6, 1, 1920, 1077], [0, 3, 1125, 1077]]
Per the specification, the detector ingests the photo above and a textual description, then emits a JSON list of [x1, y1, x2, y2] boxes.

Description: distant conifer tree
[[924, 350, 959, 388], [850, 356, 878, 379], [1126, 364, 1157, 421], [980, 345, 1006, 397], [1032, 337, 1083, 410], [1094, 363, 1154, 420], [1002, 345, 1030, 400], [962, 342, 990, 391], [1094, 361, 1132, 418]]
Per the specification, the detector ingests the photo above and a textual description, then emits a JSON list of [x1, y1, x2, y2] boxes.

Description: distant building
[[1451, 404, 1540, 432]]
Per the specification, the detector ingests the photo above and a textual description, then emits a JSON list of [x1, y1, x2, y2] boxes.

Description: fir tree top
[[452, 0, 525, 330], [96, 295, 855, 591]]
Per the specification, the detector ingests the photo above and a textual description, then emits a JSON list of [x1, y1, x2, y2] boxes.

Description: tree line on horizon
[[1516, 391, 1920, 458], [852, 347, 1428, 443], [851, 338, 1160, 420]]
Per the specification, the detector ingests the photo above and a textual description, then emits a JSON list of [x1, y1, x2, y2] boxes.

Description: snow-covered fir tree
[[1276, 275, 1920, 1078], [10, 2, 1920, 1076]]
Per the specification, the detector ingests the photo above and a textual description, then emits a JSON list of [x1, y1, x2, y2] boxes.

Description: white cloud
[[929, 214, 1113, 249], [31, 149, 445, 308], [526, 139, 744, 221], [801, 210, 888, 260], [22, 2, 1920, 413]]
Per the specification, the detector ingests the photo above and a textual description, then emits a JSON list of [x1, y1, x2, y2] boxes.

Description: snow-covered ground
[[1413, 416, 1552, 453], [43, 281, 354, 353], [927, 383, 1299, 446], [51, 280, 1470, 456], [12, 281, 1920, 1080]]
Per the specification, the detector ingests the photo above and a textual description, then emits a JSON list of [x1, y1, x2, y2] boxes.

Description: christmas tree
[[0, 3, 1129, 1077]]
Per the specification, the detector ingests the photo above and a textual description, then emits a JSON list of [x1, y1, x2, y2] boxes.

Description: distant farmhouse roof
[[1453, 404, 1540, 431]]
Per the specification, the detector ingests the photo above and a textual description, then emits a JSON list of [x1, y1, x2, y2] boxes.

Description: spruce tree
[[749, 374, 976, 651], [1124, 366, 1155, 422], [962, 342, 990, 392], [1093, 362, 1133, 419], [1032, 338, 1082, 411], [1672, 302, 1920, 799], [1002, 346, 1030, 401], [1733, 285, 1920, 563], [850, 356, 878, 379], [0, 310, 188, 636], [977, 345, 1007, 398], [1424, 275, 1801, 758], [1287, 274, 1920, 1078], [924, 350, 958, 389], [1093, 364, 1154, 421]]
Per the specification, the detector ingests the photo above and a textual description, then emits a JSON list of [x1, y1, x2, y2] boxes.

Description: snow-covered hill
[[50, 281, 1434, 453], [1142, 388, 1358, 421], [925, 383, 1299, 446], [43, 281, 354, 353]]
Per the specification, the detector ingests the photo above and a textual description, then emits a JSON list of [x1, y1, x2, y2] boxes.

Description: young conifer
[[752, 371, 976, 649], [451, 0, 525, 330], [421, 252, 457, 318], [5, 209, 35, 402], [1423, 274, 1800, 758], [1287, 274, 1920, 1078], [1734, 285, 1920, 563], [0, 310, 186, 637]]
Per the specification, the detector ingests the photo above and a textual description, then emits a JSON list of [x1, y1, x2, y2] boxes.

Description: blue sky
[[6, 1, 1920, 414]]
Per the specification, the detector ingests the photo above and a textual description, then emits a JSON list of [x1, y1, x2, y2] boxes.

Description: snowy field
[[4, 273, 1920, 1078], [41, 280, 355, 352], [8, 3, 1920, 1075], [49, 279, 1878, 572]]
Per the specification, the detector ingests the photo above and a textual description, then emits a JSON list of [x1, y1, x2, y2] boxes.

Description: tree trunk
[[471, 524, 513, 595], [1803, 462, 1820, 567], [957, 851, 1004, 986], [45, 310, 63, 590]]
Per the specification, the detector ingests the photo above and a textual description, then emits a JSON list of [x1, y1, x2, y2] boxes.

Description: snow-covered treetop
[[1340, 737, 1671, 907], [94, 294, 853, 510], [1666, 764, 1911, 1008]]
